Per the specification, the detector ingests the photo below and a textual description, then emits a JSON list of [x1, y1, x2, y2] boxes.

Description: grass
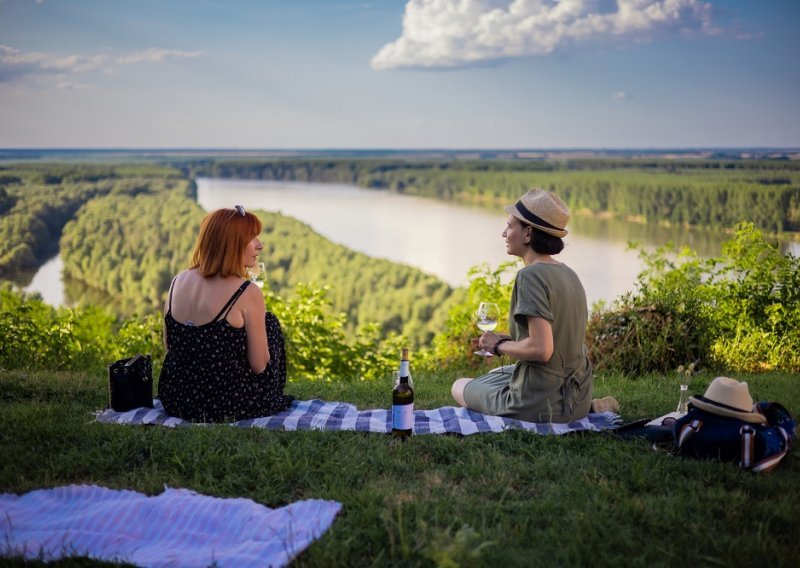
[[1, 367, 799, 567]]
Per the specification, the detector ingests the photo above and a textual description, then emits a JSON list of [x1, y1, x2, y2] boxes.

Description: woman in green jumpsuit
[[451, 189, 598, 423]]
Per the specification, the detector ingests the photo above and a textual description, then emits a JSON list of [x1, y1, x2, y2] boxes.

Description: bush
[[7, 221, 795, 382], [0, 286, 111, 371], [265, 283, 406, 382], [0, 283, 405, 382], [430, 261, 515, 366], [587, 223, 800, 374], [587, 302, 702, 375], [703, 223, 800, 371]]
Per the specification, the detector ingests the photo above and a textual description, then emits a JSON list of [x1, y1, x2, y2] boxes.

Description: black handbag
[[108, 353, 154, 412]]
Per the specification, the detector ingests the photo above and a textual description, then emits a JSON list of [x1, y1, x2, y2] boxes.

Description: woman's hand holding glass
[[474, 302, 499, 356]]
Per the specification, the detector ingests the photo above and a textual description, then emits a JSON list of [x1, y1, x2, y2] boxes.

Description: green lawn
[[1, 368, 798, 567]]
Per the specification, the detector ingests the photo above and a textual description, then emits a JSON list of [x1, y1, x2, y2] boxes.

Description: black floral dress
[[158, 280, 294, 422]]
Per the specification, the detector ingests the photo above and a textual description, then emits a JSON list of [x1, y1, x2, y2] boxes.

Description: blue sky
[[1, 0, 798, 148]]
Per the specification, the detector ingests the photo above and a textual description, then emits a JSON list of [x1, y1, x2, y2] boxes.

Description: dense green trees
[[4, 223, 797, 378], [261, 211, 458, 343], [3, 159, 799, 376], [60, 188, 202, 315], [0, 164, 185, 275], [57, 189, 459, 343], [0, 162, 459, 343]]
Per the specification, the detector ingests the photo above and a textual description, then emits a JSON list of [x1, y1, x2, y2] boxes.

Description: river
[[195, 178, 732, 308], [17, 178, 799, 310]]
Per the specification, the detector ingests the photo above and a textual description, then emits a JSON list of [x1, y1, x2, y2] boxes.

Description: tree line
[[179, 158, 800, 233], [0, 163, 459, 343], [2, 158, 797, 349], [1, 160, 797, 373], [0, 163, 186, 276], [58, 189, 459, 344]]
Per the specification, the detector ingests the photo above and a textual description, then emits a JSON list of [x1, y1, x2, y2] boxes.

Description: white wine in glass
[[474, 302, 499, 356], [251, 262, 266, 288]]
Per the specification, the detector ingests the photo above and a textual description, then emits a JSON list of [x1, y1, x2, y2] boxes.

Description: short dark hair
[[529, 226, 564, 255]]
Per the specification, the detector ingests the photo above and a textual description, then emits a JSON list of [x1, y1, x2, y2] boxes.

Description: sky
[[1, 0, 798, 149]]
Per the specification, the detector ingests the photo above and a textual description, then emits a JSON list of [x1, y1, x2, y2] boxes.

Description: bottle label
[[392, 403, 414, 431], [399, 360, 409, 378]]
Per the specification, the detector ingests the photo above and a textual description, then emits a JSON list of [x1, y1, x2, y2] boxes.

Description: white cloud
[[0, 44, 107, 81], [115, 48, 204, 65], [0, 45, 203, 86], [371, 0, 715, 70], [612, 90, 629, 99]]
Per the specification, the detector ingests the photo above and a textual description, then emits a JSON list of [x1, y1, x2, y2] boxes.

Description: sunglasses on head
[[226, 204, 246, 220]]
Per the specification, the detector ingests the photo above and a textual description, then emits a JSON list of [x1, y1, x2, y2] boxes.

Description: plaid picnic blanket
[[97, 399, 621, 435]]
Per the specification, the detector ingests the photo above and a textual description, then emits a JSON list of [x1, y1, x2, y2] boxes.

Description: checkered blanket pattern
[[96, 399, 622, 435]]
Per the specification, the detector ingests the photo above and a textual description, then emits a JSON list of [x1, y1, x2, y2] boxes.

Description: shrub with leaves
[[0, 282, 410, 381], [587, 300, 703, 375], [0, 285, 116, 371], [431, 261, 515, 366], [587, 223, 800, 374], [264, 283, 406, 382], [702, 223, 800, 371]]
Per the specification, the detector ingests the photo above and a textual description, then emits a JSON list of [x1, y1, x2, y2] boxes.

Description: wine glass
[[474, 302, 499, 356], [250, 262, 266, 288]]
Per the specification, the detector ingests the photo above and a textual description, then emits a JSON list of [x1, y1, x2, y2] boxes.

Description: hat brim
[[689, 396, 766, 424], [504, 205, 568, 238]]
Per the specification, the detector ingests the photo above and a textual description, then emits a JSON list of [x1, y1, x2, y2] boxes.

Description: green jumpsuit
[[463, 262, 593, 423]]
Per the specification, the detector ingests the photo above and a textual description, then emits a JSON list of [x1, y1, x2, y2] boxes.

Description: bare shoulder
[[241, 280, 266, 307], [173, 267, 201, 288]]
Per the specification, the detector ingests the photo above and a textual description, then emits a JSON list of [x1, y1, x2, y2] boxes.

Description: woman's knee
[[451, 378, 472, 407]]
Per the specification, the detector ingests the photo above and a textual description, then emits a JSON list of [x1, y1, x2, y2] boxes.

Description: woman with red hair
[[158, 205, 293, 422]]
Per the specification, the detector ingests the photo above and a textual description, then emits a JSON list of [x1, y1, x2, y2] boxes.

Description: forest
[[0, 163, 187, 275], [0, 161, 462, 343], [0, 157, 800, 330], [60, 190, 458, 343], [1, 157, 798, 369]]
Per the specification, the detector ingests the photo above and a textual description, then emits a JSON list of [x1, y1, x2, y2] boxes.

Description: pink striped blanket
[[0, 485, 341, 567]]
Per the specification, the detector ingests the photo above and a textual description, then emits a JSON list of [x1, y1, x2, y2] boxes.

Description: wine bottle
[[392, 348, 414, 438]]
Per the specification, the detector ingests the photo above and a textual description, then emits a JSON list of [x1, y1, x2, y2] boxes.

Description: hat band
[[515, 202, 561, 232], [694, 395, 752, 414]]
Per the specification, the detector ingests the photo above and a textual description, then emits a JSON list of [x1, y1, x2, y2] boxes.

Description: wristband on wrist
[[493, 338, 512, 356]]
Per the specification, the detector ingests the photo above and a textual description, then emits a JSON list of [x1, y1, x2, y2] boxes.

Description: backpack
[[672, 402, 797, 473]]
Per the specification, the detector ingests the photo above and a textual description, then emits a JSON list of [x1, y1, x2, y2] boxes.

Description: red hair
[[191, 208, 262, 278]]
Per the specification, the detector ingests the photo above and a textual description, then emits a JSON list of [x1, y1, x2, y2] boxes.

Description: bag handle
[[675, 418, 703, 454], [749, 427, 791, 474], [125, 354, 144, 367]]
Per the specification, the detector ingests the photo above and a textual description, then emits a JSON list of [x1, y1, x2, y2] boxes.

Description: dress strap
[[167, 276, 178, 315], [211, 281, 251, 323]]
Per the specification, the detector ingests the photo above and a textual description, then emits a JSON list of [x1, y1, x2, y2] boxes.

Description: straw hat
[[689, 376, 766, 424], [504, 188, 570, 238]]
